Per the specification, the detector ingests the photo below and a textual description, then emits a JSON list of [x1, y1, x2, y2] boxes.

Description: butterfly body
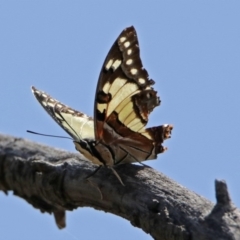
[[31, 26, 173, 175]]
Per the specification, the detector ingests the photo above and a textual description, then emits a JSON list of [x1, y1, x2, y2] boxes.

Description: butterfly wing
[[31, 26, 173, 167], [31, 86, 94, 141], [94, 26, 173, 164]]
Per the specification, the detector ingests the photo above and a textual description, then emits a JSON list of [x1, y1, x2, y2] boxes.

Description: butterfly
[[31, 26, 173, 185]]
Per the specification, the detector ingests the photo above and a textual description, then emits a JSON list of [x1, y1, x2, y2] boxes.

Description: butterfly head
[[73, 140, 104, 166]]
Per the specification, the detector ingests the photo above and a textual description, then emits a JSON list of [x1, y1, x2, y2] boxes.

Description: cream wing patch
[[105, 59, 121, 71], [102, 81, 111, 93], [97, 103, 107, 113], [112, 59, 122, 71], [107, 82, 139, 116], [123, 111, 137, 126], [139, 131, 152, 140], [108, 77, 127, 97], [117, 98, 145, 132], [105, 59, 113, 70], [59, 112, 94, 140], [118, 101, 133, 123], [129, 120, 144, 132]]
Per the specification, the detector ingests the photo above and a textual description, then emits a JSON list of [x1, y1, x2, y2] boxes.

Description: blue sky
[[1, 1, 240, 239]]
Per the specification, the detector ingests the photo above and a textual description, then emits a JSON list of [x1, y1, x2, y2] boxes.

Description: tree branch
[[0, 133, 239, 240]]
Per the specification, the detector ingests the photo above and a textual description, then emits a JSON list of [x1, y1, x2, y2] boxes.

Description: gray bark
[[0, 133, 239, 240]]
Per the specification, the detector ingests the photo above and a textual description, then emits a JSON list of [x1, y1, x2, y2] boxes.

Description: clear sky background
[[1, 1, 240, 240]]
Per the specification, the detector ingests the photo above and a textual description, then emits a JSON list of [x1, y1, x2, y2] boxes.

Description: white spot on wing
[[119, 37, 126, 43], [138, 78, 145, 84], [67, 109, 74, 113], [127, 49, 132, 55], [46, 102, 55, 108], [124, 41, 130, 48], [130, 68, 138, 75], [56, 104, 63, 108], [126, 59, 133, 65]]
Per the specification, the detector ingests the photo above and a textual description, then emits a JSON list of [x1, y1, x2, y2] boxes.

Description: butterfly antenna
[[27, 130, 73, 140]]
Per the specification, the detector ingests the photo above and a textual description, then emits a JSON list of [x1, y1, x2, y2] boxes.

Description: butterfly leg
[[86, 178, 103, 200], [85, 165, 102, 179], [116, 147, 149, 167], [85, 165, 124, 186], [108, 167, 125, 186]]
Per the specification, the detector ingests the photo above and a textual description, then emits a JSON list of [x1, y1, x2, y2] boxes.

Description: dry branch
[[0, 133, 239, 240]]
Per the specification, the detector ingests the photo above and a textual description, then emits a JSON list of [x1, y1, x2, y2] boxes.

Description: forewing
[[95, 26, 160, 141], [93, 26, 171, 164], [31, 86, 94, 141]]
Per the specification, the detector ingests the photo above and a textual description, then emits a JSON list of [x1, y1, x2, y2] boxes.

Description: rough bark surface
[[0, 133, 239, 240]]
